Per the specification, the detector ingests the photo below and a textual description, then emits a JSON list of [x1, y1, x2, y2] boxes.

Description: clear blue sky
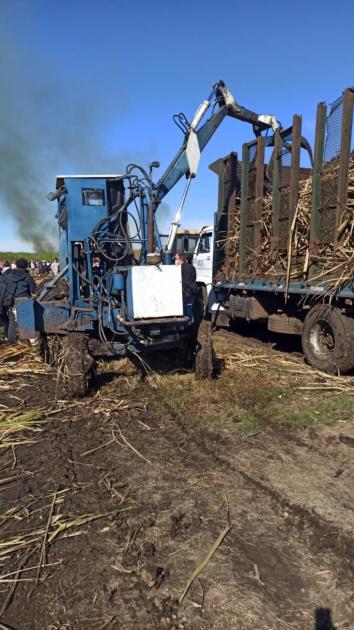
[[0, 0, 353, 251]]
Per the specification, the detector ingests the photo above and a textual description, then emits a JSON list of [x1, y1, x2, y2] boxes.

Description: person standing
[[0, 260, 11, 339], [0, 260, 11, 274], [174, 250, 197, 314], [50, 258, 59, 276], [0, 259, 36, 342]]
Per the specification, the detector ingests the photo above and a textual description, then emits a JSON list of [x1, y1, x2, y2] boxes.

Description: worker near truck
[[175, 251, 197, 314], [0, 259, 36, 343]]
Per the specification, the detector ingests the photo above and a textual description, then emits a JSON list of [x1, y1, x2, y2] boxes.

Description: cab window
[[198, 233, 211, 254]]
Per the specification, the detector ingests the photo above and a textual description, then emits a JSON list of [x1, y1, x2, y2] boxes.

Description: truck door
[[193, 229, 214, 292]]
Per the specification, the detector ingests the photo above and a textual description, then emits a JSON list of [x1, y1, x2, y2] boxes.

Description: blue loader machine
[[16, 80, 279, 396]]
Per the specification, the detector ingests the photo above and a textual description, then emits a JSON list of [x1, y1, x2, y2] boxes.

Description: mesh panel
[[319, 95, 344, 244], [249, 145, 257, 162], [281, 146, 292, 169], [324, 96, 343, 161]]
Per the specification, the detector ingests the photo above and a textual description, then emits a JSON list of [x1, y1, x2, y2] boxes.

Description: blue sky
[[0, 0, 353, 251]]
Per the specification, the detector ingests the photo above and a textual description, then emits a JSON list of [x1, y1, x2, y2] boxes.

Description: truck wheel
[[302, 304, 354, 374], [195, 320, 214, 380], [61, 333, 95, 397]]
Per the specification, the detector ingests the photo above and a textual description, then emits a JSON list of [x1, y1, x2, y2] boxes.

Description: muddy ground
[[1, 329, 354, 629]]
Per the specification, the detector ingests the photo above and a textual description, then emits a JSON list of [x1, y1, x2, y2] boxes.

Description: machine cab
[[193, 225, 214, 293]]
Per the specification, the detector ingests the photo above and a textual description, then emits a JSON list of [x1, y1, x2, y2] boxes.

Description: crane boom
[[161, 80, 279, 254]]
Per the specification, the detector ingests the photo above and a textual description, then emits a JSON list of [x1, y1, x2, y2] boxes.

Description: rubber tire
[[194, 285, 208, 323], [61, 333, 95, 397], [195, 320, 214, 380], [302, 304, 354, 374]]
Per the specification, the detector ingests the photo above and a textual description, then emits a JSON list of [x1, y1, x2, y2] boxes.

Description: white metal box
[[126, 265, 183, 319]]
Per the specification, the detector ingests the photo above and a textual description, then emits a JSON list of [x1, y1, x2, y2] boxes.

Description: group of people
[[0, 259, 36, 343], [29, 259, 59, 276]]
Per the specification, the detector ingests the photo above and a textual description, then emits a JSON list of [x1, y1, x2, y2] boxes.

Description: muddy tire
[[61, 333, 95, 397], [302, 304, 354, 374], [195, 320, 214, 380], [195, 285, 208, 322]]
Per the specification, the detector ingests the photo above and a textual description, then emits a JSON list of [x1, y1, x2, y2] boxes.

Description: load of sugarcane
[[218, 191, 241, 280], [223, 155, 354, 292]]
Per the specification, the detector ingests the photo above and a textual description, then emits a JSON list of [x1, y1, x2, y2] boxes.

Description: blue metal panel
[[112, 273, 124, 291], [16, 298, 70, 337], [40, 303, 69, 332], [215, 278, 354, 299], [65, 178, 108, 241], [59, 226, 68, 270], [16, 298, 36, 339], [102, 307, 127, 333], [126, 269, 133, 320]]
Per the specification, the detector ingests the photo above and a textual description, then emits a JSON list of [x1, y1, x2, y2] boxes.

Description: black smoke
[[0, 19, 153, 252]]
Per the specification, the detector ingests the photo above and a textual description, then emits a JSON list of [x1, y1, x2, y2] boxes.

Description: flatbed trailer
[[207, 87, 354, 374]]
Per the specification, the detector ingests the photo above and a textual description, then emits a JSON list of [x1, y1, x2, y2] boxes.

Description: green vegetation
[[140, 332, 354, 438], [0, 251, 58, 263], [145, 368, 353, 438], [275, 393, 354, 429]]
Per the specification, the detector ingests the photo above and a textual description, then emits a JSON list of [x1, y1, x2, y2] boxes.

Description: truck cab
[[160, 230, 200, 263], [193, 226, 214, 293]]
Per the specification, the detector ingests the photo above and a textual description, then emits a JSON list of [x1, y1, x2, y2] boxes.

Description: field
[[0, 252, 58, 263], [1, 329, 354, 629]]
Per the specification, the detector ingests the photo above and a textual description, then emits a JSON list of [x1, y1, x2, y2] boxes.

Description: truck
[[193, 87, 354, 375], [160, 229, 200, 263], [15, 80, 280, 395]]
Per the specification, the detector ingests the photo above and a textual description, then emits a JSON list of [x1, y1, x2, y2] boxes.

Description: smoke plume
[[0, 25, 149, 252]]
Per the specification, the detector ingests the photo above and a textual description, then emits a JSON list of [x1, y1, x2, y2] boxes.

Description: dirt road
[[1, 331, 354, 629]]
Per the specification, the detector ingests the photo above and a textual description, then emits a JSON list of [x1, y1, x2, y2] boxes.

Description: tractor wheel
[[195, 319, 214, 380], [61, 333, 95, 397], [302, 304, 354, 374]]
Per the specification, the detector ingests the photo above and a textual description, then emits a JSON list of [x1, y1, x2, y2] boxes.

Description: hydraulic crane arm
[[159, 80, 279, 254], [155, 107, 226, 201], [214, 81, 279, 132], [156, 80, 279, 203]]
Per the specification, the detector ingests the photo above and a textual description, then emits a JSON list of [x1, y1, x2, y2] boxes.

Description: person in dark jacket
[[175, 251, 197, 314], [0, 260, 11, 337], [0, 259, 36, 342]]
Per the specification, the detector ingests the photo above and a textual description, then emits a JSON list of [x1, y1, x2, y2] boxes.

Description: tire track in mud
[[164, 407, 354, 585], [3, 365, 354, 629], [140, 400, 353, 628], [211, 329, 354, 553]]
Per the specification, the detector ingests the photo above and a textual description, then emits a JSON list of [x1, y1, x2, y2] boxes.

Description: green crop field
[[0, 251, 58, 263]]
